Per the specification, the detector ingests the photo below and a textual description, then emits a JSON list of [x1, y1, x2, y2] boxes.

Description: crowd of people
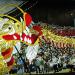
[[9, 22, 75, 74], [10, 40, 75, 74]]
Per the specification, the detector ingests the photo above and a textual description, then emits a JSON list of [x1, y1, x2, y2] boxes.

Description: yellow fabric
[[43, 29, 75, 47], [0, 5, 25, 71]]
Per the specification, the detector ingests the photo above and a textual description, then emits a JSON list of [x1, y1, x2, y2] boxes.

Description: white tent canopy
[[0, 0, 24, 14]]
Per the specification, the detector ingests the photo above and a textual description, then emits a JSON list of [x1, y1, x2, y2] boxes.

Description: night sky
[[8, 0, 75, 26], [29, 0, 75, 26], [38, 0, 75, 9]]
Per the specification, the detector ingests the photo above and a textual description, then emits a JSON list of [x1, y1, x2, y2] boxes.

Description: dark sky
[[9, 0, 75, 26], [38, 0, 75, 9], [29, 0, 75, 26]]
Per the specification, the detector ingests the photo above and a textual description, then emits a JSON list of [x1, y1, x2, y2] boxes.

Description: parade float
[[0, 4, 75, 74], [0, 4, 42, 74]]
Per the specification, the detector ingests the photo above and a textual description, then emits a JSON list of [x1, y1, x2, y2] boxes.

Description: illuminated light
[[20, 37, 23, 41], [24, 30, 28, 35], [29, 39, 32, 44], [13, 35, 17, 39], [26, 37, 28, 42], [24, 36, 27, 42], [29, 33, 32, 37], [27, 38, 30, 43]]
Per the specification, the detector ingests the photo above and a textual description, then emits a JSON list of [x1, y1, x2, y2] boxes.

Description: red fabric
[[1, 48, 12, 56], [2, 35, 14, 40], [22, 33, 38, 44], [24, 13, 32, 27], [31, 34, 38, 44], [2, 33, 20, 40], [13, 33, 20, 40], [33, 26, 42, 32], [7, 56, 14, 66], [33, 26, 42, 36], [55, 29, 75, 36]]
